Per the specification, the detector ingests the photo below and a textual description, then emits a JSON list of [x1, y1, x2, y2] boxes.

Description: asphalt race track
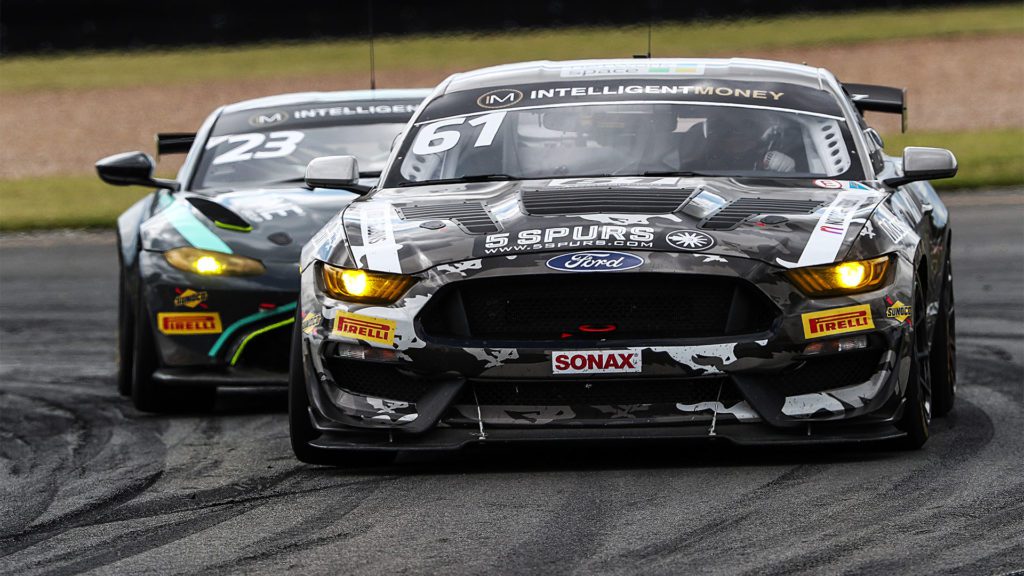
[[1, 189, 1022, 575]]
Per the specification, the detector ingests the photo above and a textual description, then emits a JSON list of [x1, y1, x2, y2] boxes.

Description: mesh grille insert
[[324, 358, 431, 401], [419, 273, 776, 342], [757, 348, 884, 396], [521, 188, 691, 215]]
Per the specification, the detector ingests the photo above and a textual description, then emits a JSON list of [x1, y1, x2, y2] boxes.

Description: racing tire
[[116, 250, 133, 396], [930, 251, 957, 417], [131, 292, 215, 413], [896, 278, 932, 449], [288, 315, 396, 467]]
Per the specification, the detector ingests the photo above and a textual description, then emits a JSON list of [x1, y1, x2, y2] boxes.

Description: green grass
[[1, 3, 1020, 92], [883, 129, 1024, 189], [2, 130, 1018, 230], [0, 176, 148, 230]]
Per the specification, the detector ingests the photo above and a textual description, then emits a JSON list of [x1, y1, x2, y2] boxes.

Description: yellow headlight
[[835, 261, 867, 288], [786, 256, 892, 296], [164, 247, 265, 276], [320, 263, 416, 305]]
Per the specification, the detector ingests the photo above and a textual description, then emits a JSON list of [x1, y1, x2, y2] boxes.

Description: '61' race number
[[205, 131, 305, 165], [411, 111, 506, 155]]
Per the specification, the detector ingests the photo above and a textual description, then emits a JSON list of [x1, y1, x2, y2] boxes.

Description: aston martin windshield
[[195, 123, 406, 190], [194, 100, 419, 190]]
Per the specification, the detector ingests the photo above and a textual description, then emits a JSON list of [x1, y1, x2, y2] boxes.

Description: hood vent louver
[[186, 197, 252, 232], [701, 198, 823, 230], [521, 188, 691, 216], [396, 202, 499, 234]]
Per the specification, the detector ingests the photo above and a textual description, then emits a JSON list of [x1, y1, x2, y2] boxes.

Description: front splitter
[[308, 420, 907, 452]]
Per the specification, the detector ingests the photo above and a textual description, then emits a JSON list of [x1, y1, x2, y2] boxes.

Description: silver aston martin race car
[[97, 89, 428, 412], [289, 58, 958, 464]]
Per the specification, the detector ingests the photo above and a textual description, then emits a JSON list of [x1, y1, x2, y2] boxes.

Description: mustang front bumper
[[296, 250, 916, 448]]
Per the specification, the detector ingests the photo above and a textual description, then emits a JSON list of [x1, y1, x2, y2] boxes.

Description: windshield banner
[[417, 80, 842, 123]]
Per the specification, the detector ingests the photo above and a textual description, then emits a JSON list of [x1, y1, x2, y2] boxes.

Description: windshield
[[194, 122, 406, 190], [388, 94, 863, 187]]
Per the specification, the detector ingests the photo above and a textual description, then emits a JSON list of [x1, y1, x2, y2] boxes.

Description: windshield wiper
[[262, 176, 307, 186], [398, 174, 516, 187], [641, 170, 717, 177]]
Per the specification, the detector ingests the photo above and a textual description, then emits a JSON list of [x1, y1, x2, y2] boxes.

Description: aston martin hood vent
[[521, 187, 692, 216], [186, 196, 252, 232]]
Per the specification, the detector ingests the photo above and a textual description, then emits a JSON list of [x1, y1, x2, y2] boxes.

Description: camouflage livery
[[292, 59, 954, 454]]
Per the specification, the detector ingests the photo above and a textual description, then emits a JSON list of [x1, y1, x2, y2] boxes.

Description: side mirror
[[96, 151, 180, 190], [883, 146, 957, 188], [305, 156, 360, 189]]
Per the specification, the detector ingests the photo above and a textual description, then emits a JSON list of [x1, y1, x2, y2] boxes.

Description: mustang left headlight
[[786, 255, 892, 297], [319, 263, 416, 305], [164, 247, 266, 276]]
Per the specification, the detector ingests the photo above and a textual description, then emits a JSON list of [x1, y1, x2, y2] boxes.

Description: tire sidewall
[[131, 287, 161, 410], [898, 277, 931, 448], [116, 242, 134, 396], [930, 251, 956, 416], [289, 313, 318, 446]]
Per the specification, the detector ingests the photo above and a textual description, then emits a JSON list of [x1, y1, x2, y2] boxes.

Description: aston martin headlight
[[786, 255, 892, 296], [164, 247, 265, 276], [319, 263, 416, 305]]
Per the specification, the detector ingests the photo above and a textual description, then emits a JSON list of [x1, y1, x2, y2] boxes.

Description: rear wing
[[843, 83, 907, 132], [155, 132, 196, 157]]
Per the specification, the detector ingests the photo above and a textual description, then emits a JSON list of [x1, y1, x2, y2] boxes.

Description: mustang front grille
[[418, 273, 777, 343]]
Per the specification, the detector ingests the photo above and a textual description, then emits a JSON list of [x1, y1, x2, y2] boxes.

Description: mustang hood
[[317, 177, 889, 274], [142, 187, 360, 261]]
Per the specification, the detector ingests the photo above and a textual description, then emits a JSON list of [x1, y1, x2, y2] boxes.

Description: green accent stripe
[[214, 221, 253, 233], [207, 301, 297, 358], [163, 201, 233, 254], [230, 317, 295, 365]]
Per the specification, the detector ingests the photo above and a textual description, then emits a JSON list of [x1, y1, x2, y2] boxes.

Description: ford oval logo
[[546, 251, 644, 272]]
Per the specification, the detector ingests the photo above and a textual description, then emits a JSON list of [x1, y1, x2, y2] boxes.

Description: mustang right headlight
[[164, 247, 265, 276], [319, 263, 416, 305], [786, 255, 892, 297]]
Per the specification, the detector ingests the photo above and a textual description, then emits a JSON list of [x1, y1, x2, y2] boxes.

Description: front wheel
[[116, 252, 134, 397], [289, 315, 395, 467], [930, 252, 956, 417], [896, 278, 932, 449], [130, 292, 215, 413]]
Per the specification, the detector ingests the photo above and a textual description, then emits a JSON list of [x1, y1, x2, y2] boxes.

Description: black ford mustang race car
[[97, 89, 430, 412], [290, 59, 958, 464]]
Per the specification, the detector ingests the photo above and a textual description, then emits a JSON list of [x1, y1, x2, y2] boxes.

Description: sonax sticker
[[552, 349, 642, 374]]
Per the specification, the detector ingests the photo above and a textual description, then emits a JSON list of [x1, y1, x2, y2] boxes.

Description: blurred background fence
[[0, 1, 1020, 229], [0, 0, 1002, 54]]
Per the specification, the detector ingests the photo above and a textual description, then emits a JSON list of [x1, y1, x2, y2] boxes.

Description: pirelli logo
[[157, 312, 222, 335], [333, 311, 396, 346], [801, 304, 874, 339]]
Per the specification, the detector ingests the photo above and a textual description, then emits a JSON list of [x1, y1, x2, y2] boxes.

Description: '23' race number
[[206, 131, 306, 165]]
